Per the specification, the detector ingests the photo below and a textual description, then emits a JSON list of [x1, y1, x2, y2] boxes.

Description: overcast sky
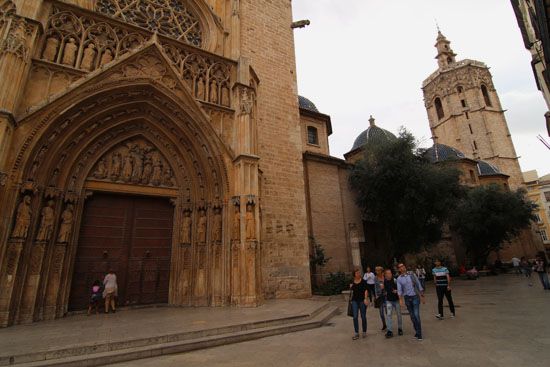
[[292, 0, 549, 176]]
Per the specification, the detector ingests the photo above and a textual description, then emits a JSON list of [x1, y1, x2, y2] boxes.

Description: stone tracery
[[95, 0, 202, 47]]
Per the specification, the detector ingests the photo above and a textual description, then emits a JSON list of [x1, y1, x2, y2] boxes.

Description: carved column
[[210, 202, 224, 306], [43, 201, 74, 320], [0, 190, 33, 327], [230, 198, 241, 305], [18, 199, 56, 323], [193, 205, 208, 306]]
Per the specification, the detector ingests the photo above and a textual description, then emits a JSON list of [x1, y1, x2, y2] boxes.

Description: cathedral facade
[[0, 0, 313, 327]]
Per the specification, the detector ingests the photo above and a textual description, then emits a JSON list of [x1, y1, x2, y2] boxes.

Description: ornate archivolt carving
[[96, 0, 202, 48], [88, 138, 177, 188]]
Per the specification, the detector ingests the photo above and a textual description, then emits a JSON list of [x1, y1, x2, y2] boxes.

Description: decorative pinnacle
[[369, 115, 376, 127]]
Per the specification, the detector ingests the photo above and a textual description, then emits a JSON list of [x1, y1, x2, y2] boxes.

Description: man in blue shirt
[[397, 263, 425, 340], [432, 259, 455, 319]]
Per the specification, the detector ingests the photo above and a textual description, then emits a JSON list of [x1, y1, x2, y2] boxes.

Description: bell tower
[[422, 31, 524, 188]]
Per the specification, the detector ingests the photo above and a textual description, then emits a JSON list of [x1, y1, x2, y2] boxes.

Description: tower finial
[[435, 18, 440, 33], [434, 28, 456, 69], [369, 115, 375, 127]]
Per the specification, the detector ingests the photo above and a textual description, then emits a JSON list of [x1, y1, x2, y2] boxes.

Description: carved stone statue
[[100, 48, 113, 66], [197, 209, 207, 243], [121, 152, 134, 182], [245, 203, 255, 240], [61, 38, 78, 66], [57, 204, 74, 243], [36, 200, 55, 242], [131, 147, 143, 183], [196, 77, 205, 100], [151, 161, 163, 186], [213, 207, 222, 242], [232, 205, 240, 241], [210, 80, 218, 104], [42, 36, 59, 62], [11, 195, 32, 239], [141, 155, 153, 184], [80, 43, 97, 71], [110, 152, 121, 180], [93, 158, 107, 179], [181, 210, 192, 244]]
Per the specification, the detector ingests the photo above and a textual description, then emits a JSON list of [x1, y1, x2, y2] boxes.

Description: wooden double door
[[69, 193, 174, 310]]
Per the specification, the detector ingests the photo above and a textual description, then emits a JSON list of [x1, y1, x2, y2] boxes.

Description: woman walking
[[349, 269, 369, 339], [374, 266, 387, 331], [103, 270, 118, 313]]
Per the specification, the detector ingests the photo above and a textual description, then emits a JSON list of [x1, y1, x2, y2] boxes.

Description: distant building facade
[[511, 0, 550, 135], [523, 170, 550, 249]]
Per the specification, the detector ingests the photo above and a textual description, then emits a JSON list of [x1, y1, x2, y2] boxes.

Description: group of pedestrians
[[349, 260, 456, 341]]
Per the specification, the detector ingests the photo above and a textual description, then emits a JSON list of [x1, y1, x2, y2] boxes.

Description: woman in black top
[[349, 269, 369, 339]]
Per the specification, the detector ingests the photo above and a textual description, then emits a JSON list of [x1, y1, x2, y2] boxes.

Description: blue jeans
[[351, 300, 367, 333], [537, 272, 550, 289], [385, 300, 403, 333], [404, 295, 422, 338]]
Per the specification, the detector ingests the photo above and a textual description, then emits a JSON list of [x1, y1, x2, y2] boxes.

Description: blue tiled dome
[[298, 95, 319, 113], [351, 116, 396, 150], [477, 160, 502, 176], [423, 144, 466, 163]]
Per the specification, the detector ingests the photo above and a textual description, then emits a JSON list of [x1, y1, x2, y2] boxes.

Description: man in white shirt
[[511, 257, 521, 275]]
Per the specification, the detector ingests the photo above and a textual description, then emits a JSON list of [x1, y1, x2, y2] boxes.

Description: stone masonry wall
[[240, 0, 311, 298]]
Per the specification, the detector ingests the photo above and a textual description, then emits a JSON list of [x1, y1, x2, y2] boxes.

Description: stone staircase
[[1, 303, 339, 367]]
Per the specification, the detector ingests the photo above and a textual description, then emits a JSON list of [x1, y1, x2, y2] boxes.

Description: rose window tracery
[[96, 0, 202, 48]]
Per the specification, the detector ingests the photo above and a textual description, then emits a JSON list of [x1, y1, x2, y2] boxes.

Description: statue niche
[[88, 138, 176, 189]]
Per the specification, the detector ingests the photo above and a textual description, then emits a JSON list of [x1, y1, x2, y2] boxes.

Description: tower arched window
[[481, 84, 492, 107], [307, 126, 319, 145], [457, 86, 463, 94], [434, 97, 444, 120]]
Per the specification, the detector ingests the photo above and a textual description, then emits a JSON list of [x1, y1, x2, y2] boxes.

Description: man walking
[[432, 259, 455, 319], [383, 269, 403, 338], [397, 263, 424, 340]]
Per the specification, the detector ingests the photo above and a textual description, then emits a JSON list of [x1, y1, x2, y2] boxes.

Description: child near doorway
[[87, 280, 102, 315]]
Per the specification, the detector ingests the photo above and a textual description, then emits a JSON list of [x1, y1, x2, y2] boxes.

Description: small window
[[447, 57, 453, 64], [461, 99, 467, 108], [457, 86, 463, 93], [473, 140, 478, 150], [534, 213, 542, 223], [541, 229, 548, 242], [468, 124, 473, 134], [307, 126, 319, 145], [481, 84, 492, 107], [435, 98, 444, 120], [544, 191, 550, 202]]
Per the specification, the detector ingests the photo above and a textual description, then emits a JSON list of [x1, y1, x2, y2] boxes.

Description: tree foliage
[[349, 129, 463, 261], [449, 184, 537, 265]]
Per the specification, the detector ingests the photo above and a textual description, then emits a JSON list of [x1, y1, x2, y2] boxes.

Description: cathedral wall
[[304, 158, 349, 274], [240, 0, 311, 298]]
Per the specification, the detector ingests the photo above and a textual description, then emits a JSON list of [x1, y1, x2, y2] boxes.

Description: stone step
[[13, 305, 339, 367], [1, 302, 332, 366]]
